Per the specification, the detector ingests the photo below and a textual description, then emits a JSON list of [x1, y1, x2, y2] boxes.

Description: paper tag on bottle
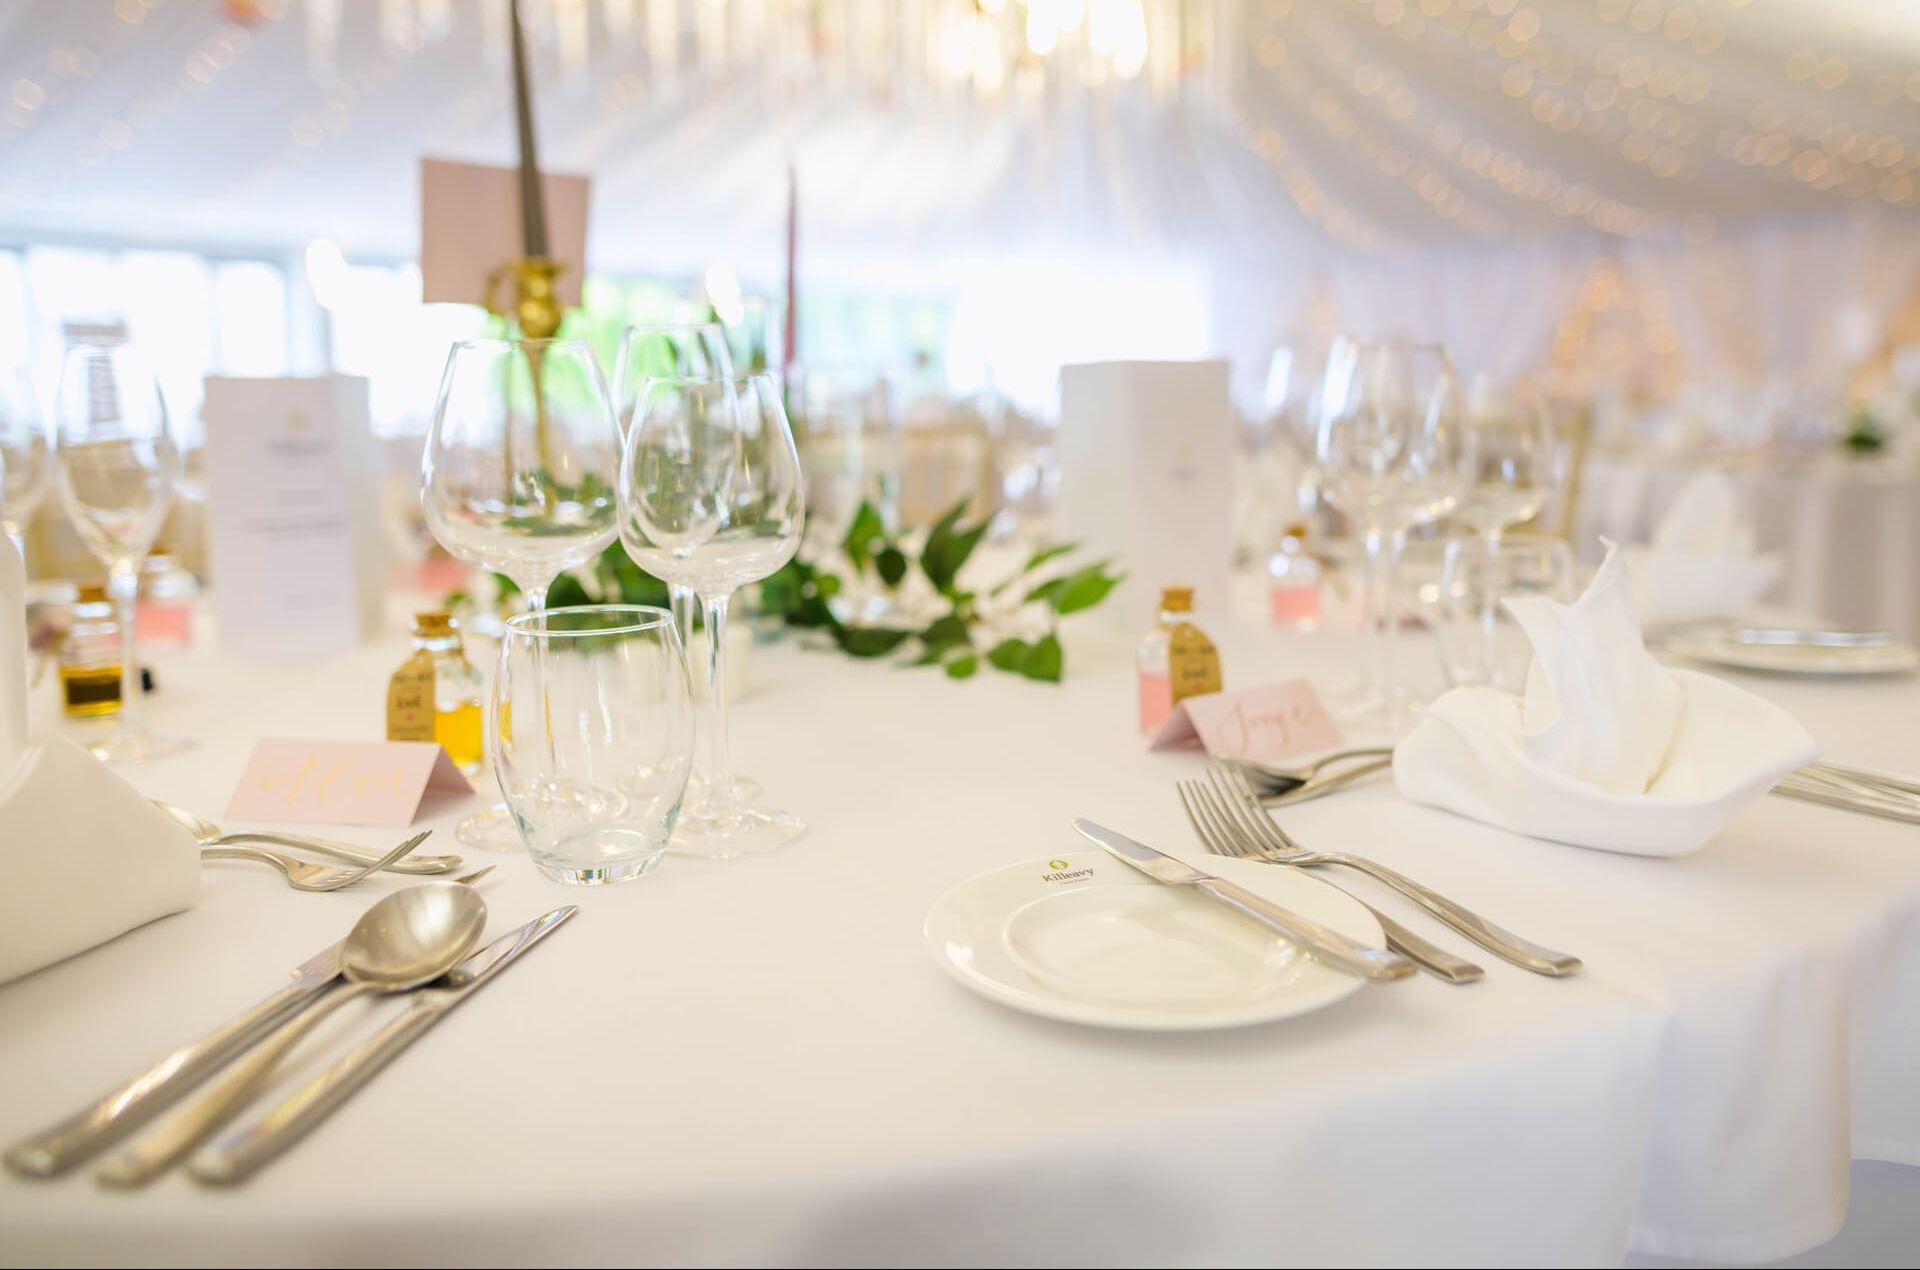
[[1148, 681, 1342, 762], [1167, 622, 1221, 704], [387, 653, 436, 743]]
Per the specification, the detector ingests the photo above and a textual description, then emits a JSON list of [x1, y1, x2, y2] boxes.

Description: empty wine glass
[[619, 372, 806, 857], [52, 344, 190, 762], [0, 370, 47, 559], [613, 323, 734, 659], [494, 605, 693, 885], [422, 338, 621, 849], [1315, 340, 1467, 734], [1456, 374, 1561, 684]]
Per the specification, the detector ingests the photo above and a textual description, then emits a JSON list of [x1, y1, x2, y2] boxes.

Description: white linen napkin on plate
[[0, 536, 197, 984], [1626, 472, 1780, 626], [1394, 544, 1818, 857]]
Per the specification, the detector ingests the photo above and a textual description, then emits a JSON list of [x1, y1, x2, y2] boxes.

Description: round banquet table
[[1, 598, 1917, 1268], [1577, 446, 1920, 640]]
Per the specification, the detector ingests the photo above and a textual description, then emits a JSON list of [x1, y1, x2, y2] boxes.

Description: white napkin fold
[[1394, 544, 1818, 857], [0, 535, 197, 984], [1626, 472, 1780, 626]]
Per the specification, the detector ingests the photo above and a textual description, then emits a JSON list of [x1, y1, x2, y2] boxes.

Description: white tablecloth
[[0, 605, 1916, 1267], [1578, 448, 1920, 638]]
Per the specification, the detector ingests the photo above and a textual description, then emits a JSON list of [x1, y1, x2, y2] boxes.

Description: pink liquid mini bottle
[[1266, 530, 1322, 632]]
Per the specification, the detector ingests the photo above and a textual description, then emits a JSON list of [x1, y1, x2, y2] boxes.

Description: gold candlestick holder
[[482, 257, 566, 484]]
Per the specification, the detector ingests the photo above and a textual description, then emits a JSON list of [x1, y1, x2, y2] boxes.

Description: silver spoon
[[154, 801, 463, 875], [95, 883, 488, 1187]]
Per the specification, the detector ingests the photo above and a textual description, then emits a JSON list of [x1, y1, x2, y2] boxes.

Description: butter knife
[[1072, 820, 1414, 981], [189, 906, 579, 1185]]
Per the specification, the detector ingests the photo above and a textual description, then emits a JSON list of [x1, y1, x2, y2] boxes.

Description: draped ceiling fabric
[[0, 0, 1918, 406]]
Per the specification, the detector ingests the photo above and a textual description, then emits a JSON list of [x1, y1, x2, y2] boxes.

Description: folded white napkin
[[1626, 472, 1780, 626], [1394, 545, 1818, 857], [0, 536, 197, 984]]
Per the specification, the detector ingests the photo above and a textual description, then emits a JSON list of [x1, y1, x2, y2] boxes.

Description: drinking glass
[[612, 322, 736, 653], [494, 605, 692, 884], [423, 338, 621, 849], [1433, 536, 1576, 692], [620, 373, 806, 857], [52, 344, 190, 762], [1455, 374, 1561, 684], [0, 370, 46, 559], [1315, 340, 1467, 734]]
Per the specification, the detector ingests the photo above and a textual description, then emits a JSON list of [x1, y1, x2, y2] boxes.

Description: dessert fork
[[201, 834, 430, 892]]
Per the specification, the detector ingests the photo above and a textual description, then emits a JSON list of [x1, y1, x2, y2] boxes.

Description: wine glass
[[1315, 340, 1467, 734], [0, 370, 47, 560], [1454, 374, 1562, 685], [613, 322, 735, 659], [619, 372, 806, 857], [51, 344, 191, 762], [422, 338, 621, 849]]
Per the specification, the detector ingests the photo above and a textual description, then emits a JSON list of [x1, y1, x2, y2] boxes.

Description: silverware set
[[1182, 764, 1582, 982], [154, 800, 464, 890], [3, 870, 577, 1188]]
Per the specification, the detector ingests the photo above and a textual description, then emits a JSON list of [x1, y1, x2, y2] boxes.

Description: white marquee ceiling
[[0, 0, 1916, 282]]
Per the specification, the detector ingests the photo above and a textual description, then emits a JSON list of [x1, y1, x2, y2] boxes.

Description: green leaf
[[841, 501, 886, 572], [875, 545, 908, 588], [1024, 577, 1065, 607], [944, 652, 979, 680], [920, 613, 971, 651], [920, 500, 987, 595], [832, 624, 914, 658], [1048, 563, 1126, 616], [989, 541, 1081, 598], [987, 637, 1030, 672], [1020, 633, 1064, 683]]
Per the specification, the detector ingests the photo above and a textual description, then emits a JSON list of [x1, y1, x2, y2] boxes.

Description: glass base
[[1328, 684, 1425, 742], [87, 725, 195, 765], [531, 851, 663, 886], [683, 772, 762, 809], [669, 804, 806, 859], [455, 805, 525, 852]]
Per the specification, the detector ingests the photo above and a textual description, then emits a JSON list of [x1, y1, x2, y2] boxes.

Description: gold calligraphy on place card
[[226, 739, 474, 827], [1147, 681, 1343, 762], [387, 650, 437, 743], [1167, 621, 1221, 705]]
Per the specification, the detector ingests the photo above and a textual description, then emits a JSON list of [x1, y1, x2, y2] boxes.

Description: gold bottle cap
[[414, 611, 455, 637], [1160, 586, 1194, 613], [1282, 522, 1310, 541], [77, 583, 109, 604]]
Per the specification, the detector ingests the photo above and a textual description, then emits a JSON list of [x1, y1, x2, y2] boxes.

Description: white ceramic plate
[[1660, 634, 1920, 677], [924, 849, 1381, 1030]]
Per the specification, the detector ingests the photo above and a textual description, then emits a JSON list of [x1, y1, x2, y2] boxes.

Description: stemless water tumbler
[[492, 605, 693, 885]]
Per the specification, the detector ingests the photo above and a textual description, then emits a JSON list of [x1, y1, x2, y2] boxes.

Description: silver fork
[[200, 834, 431, 892], [1177, 783, 1484, 984], [1199, 765, 1583, 977]]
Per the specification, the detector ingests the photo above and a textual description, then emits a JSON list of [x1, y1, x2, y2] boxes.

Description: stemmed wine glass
[[612, 322, 735, 655], [1315, 340, 1467, 735], [52, 343, 191, 762], [422, 338, 621, 850], [0, 370, 48, 559], [1454, 374, 1561, 684], [619, 372, 807, 857]]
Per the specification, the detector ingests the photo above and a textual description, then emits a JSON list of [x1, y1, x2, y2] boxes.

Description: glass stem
[[668, 583, 697, 656], [1479, 527, 1503, 686], [107, 559, 141, 737], [701, 590, 737, 809]]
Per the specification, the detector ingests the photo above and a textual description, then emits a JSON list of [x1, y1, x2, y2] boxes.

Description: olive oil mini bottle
[[388, 611, 486, 774]]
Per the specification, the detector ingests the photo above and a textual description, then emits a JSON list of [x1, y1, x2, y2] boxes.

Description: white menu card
[[1057, 360, 1234, 631], [202, 376, 384, 656]]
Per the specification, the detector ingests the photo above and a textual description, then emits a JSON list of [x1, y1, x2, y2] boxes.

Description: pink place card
[[419, 157, 590, 308], [226, 739, 474, 828], [1147, 681, 1343, 763]]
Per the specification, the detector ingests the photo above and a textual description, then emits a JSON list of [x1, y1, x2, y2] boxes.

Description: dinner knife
[[1072, 820, 1415, 982], [189, 906, 579, 1185], [3, 866, 496, 1179]]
